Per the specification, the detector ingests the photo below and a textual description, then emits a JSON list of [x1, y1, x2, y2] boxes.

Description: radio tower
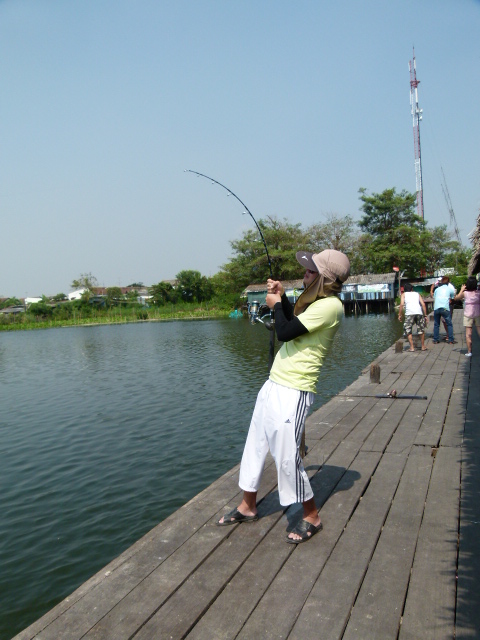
[[409, 48, 424, 219]]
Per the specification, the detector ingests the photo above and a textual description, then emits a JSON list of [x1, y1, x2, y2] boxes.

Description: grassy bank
[[0, 305, 235, 331]]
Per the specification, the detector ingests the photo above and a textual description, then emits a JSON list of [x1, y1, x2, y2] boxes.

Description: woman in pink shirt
[[455, 276, 480, 357]]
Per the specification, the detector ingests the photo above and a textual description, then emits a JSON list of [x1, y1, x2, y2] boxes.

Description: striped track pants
[[239, 379, 315, 506]]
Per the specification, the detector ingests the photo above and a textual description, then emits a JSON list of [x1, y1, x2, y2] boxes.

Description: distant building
[[242, 280, 303, 306], [242, 272, 397, 314], [68, 289, 88, 301]]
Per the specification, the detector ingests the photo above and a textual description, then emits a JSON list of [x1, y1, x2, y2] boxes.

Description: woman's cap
[[296, 249, 350, 283]]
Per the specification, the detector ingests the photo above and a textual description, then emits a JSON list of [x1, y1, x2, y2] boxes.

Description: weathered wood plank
[[287, 452, 408, 640], [342, 446, 433, 640], [305, 395, 364, 440], [384, 373, 444, 454], [414, 371, 456, 446], [399, 446, 460, 640], [440, 368, 468, 447], [234, 450, 383, 640]]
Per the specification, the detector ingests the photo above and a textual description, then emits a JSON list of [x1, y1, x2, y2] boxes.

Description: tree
[[106, 287, 123, 306], [175, 270, 214, 303], [358, 187, 420, 236], [0, 297, 22, 309], [357, 188, 427, 275], [149, 281, 178, 306], [71, 273, 99, 291], [422, 225, 471, 274], [307, 214, 360, 255], [218, 216, 311, 290], [27, 301, 53, 318]]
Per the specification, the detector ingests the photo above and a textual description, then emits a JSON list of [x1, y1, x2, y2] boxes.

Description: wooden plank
[[342, 446, 433, 640], [384, 373, 444, 454], [399, 446, 460, 640], [305, 395, 364, 440], [234, 450, 384, 640], [308, 397, 380, 456], [140, 447, 383, 640], [91, 509, 283, 640], [287, 452, 409, 640], [414, 371, 456, 447], [441, 368, 468, 447], [359, 398, 410, 453]]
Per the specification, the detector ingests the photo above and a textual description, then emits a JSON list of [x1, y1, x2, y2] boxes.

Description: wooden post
[[370, 363, 381, 383], [395, 340, 403, 353]]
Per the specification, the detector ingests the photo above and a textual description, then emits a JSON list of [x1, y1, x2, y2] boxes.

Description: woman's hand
[[267, 279, 284, 296], [266, 293, 281, 309]]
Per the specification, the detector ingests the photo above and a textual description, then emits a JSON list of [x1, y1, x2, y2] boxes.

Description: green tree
[[0, 297, 22, 309], [176, 270, 214, 303], [358, 187, 420, 236], [106, 287, 123, 306], [27, 301, 53, 318], [357, 188, 427, 275], [218, 216, 311, 290], [149, 281, 178, 306]]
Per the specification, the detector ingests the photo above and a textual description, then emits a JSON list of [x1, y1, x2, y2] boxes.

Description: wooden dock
[[15, 310, 480, 640]]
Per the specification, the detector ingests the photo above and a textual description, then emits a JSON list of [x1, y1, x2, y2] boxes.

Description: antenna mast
[[409, 48, 424, 219]]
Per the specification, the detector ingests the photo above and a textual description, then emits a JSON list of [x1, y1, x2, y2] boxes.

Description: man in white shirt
[[398, 283, 429, 351]]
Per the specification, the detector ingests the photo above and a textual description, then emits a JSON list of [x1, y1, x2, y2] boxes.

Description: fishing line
[[186, 169, 276, 369], [185, 170, 273, 278]]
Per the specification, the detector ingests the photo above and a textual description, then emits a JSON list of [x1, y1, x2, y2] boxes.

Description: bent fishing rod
[[186, 169, 275, 369]]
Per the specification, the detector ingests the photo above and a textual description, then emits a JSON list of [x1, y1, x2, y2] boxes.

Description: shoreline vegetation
[[0, 304, 234, 332]]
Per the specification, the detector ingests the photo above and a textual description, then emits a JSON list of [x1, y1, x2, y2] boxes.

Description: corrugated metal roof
[[343, 273, 396, 285], [242, 279, 303, 294]]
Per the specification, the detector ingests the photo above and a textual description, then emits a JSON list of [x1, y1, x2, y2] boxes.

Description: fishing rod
[[185, 170, 273, 278], [186, 169, 275, 368]]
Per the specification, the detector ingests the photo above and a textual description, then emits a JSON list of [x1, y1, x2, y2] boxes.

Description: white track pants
[[239, 379, 315, 506]]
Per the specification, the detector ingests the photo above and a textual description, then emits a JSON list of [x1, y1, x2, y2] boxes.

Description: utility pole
[[409, 48, 424, 220]]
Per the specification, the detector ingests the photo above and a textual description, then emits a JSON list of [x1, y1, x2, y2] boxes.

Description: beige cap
[[296, 249, 350, 283]]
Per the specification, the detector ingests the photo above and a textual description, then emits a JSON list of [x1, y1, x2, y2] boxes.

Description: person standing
[[454, 277, 480, 357], [217, 249, 350, 544], [432, 276, 456, 344], [398, 283, 428, 351]]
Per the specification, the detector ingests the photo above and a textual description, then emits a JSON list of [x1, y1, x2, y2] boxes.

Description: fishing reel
[[247, 300, 274, 330]]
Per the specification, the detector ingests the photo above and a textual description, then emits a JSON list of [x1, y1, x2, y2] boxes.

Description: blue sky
[[1, 0, 479, 297]]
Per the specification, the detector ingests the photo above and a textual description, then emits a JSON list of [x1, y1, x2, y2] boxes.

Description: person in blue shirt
[[432, 276, 456, 344]]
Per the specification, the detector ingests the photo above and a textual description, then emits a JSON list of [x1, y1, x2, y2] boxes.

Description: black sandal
[[286, 519, 323, 544], [217, 507, 259, 526]]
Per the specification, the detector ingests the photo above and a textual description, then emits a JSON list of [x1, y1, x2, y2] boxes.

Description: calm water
[[0, 315, 402, 639]]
